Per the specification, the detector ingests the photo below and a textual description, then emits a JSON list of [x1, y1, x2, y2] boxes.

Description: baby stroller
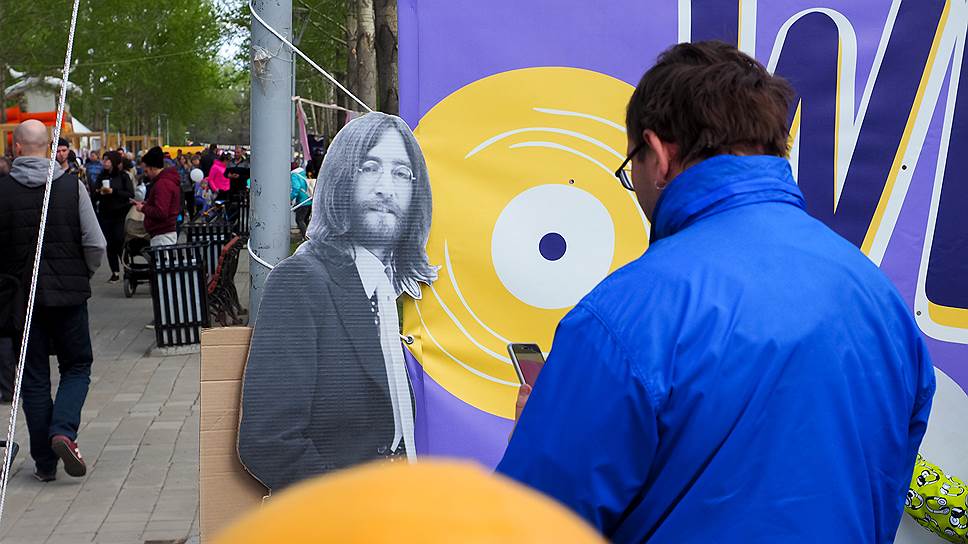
[[121, 207, 152, 298]]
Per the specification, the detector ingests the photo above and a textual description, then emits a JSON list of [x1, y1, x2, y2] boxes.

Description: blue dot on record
[[539, 232, 567, 261]]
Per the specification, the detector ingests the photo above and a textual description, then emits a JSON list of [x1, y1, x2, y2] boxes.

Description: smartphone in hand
[[507, 343, 546, 387]]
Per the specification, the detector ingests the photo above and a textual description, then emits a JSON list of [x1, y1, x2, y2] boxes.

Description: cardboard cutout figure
[[238, 112, 437, 492]]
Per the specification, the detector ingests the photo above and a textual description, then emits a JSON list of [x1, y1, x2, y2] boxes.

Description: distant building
[[4, 75, 82, 113]]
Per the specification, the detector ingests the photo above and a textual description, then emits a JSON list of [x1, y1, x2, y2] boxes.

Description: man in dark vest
[[0, 120, 106, 482]]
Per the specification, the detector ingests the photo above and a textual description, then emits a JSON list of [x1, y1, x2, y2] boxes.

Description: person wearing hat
[[132, 146, 182, 246]]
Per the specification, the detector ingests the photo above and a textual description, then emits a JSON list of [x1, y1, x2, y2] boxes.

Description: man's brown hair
[[626, 41, 794, 166]]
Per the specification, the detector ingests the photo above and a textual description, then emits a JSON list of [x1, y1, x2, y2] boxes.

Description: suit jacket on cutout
[[238, 239, 399, 492]]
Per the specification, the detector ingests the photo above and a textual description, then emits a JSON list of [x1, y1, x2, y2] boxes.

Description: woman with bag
[[95, 151, 135, 283]]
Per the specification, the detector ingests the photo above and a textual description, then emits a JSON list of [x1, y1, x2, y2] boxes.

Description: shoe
[[145, 323, 155, 330], [108, 273, 120, 283], [33, 468, 56, 482], [50, 435, 86, 477], [0, 441, 18, 475]]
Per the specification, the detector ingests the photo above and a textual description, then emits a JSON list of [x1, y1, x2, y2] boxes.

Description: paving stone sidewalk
[[0, 257, 206, 544]]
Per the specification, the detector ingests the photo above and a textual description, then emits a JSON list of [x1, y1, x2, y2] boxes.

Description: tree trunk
[[375, 0, 399, 115], [346, 4, 359, 105], [0, 63, 6, 124], [323, 83, 335, 137], [356, 0, 378, 110]]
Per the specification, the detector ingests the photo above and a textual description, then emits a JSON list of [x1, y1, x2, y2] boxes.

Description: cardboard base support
[[200, 327, 266, 541]]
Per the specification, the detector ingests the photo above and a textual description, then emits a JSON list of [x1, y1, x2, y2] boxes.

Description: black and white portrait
[[238, 112, 436, 492]]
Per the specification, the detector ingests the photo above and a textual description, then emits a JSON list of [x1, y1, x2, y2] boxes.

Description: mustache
[[359, 197, 403, 217]]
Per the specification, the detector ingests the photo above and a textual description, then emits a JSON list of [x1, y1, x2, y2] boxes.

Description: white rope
[[248, 244, 276, 271], [249, 1, 373, 113], [0, 0, 81, 526], [291, 197, 312, 211], [292, 95, 359, 114]]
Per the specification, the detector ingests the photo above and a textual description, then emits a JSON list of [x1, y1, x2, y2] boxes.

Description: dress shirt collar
[[354, 246, 391, 298]]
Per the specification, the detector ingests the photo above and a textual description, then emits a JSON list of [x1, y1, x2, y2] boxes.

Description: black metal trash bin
[[185, 222, 233, 281], [149, 243, 209, 348]]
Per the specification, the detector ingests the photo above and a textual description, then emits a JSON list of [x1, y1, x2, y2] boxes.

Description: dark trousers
[[0, 336, 14, 401], [294, 206, 311, 239], [99, 214, 125, 275], [183, 190, 196, 220], [22, 303, 93, 473]]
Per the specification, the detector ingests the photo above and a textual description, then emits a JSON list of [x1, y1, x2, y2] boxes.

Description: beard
[[351, 197, 405, 249]]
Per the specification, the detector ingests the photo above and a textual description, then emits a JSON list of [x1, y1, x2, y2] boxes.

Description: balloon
[[190, 168, 204, 183]]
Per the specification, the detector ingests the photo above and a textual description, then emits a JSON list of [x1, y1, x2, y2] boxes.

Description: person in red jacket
[[133, 146, 182, 246]]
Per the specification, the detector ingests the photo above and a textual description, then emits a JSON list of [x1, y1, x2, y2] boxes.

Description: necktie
[[375, 269, 416, 462]]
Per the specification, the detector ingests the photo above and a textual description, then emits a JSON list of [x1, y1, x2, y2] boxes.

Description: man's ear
[[643, 130, 680, 187]]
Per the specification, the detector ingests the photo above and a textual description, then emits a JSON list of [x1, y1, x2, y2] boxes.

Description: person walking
[[200, 143, 218, 176], [94, 151, 135, 282], [132, 146, 181, 246], [84, 150, 103, 191], [177, 155, 195, 220], [290, 163, 312, 239], [55, 138, 71, 172], [0, 120, 106, 482]]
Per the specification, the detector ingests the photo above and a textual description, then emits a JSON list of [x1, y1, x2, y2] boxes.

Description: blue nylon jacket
[[497, 155, 935, 543]]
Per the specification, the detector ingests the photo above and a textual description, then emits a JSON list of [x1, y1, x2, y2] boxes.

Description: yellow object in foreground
[[213, 460, 606, 544], [906, 454, 968, 543]]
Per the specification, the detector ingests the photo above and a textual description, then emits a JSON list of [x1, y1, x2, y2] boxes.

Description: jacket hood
[[154, 166, 180, 185], [9, 156, 66, 188], [651, 155, 806, 242]]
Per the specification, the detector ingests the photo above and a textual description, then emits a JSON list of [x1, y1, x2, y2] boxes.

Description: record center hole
[[539, 233, 567, 261]]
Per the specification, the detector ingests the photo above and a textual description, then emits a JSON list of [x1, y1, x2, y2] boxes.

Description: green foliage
[[224, 0, 350, 109], [0, 0, 366, 144], [291, 0, 350, 103], [0, 0, 239, 143]]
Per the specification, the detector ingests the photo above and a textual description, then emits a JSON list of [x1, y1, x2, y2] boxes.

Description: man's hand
[[131, 199, 145, 211], [516, 383, 532, 422], [508, 383, 533, 442]]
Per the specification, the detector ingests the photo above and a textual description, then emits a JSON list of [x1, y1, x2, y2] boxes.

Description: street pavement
[[0, 252, 216, 543]]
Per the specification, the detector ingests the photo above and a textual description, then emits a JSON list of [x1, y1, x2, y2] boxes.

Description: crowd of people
[[0, 126, 251, 484], [43, 141, 254, 265]]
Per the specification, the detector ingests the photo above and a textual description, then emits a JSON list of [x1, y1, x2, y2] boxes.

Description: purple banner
[[398, 5, 968, 523]]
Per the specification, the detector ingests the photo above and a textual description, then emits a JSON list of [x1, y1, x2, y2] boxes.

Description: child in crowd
[[195, 179, 216, 215]]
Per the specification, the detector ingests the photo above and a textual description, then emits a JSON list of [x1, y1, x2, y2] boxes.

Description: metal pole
[[249, 0, 293, 324]]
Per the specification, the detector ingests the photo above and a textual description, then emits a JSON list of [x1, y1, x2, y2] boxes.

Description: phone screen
[[508, 344, 546, 387]]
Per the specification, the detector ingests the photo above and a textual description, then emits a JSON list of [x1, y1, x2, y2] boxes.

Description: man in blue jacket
[[497, 42, 935, 543]]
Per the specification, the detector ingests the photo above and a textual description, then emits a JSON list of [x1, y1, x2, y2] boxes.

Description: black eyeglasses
[[614, 141, 646, 191]]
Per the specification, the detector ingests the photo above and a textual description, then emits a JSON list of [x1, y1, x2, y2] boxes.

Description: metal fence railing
[[185, 222, 233, 281], [232, 191, 250, 236], [149, 243, 209, 348]]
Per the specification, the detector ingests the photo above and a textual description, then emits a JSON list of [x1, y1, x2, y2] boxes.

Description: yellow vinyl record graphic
[[403, 67, 649, 418]]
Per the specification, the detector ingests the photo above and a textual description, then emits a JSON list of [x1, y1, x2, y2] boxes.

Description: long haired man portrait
[[307, 112, 436, 297], [239, 112, 437, 492]]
